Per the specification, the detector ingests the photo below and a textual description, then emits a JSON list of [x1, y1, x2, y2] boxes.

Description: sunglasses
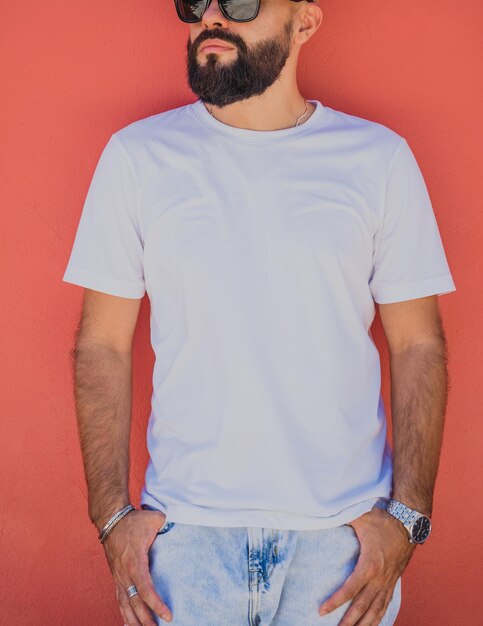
[[174, 0, 314, 24]]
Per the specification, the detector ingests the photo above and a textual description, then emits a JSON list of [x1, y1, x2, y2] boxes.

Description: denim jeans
[[143, 505, 402, 625]]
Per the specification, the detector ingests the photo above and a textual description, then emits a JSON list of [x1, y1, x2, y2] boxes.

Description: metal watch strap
[[385, 498, 433, 545], [386, 499, 422, 527]]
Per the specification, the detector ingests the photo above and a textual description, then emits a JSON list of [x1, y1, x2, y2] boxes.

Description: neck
[[203, 95, 315, 131]]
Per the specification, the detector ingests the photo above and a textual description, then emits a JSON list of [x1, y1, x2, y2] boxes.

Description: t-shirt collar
[[189, 98, 326, 144]]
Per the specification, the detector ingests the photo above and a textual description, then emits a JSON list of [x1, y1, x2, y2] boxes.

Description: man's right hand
[[102, 509, 173, 625]]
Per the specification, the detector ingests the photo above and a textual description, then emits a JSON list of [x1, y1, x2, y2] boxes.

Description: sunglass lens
[[176, 0, 208, 23], [222, 0, 259, 21], [176, 0, 259, 22]]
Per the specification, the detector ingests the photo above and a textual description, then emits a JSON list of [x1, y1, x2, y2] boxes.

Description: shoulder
[[322, 104, 406, 162], [111, 101, 194, 153]]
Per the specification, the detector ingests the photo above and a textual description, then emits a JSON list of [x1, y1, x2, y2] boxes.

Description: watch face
[[412, 516, 432, 543]]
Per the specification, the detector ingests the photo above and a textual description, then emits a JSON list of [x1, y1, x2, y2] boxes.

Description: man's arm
[[316, 294, 450, 621], [378, 294, 450, 517], [69, 288, 174, 623], [69, 288, 143, 531]]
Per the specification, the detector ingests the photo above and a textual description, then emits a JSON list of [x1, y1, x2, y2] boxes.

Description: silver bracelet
[[98, 504, 136, 543]]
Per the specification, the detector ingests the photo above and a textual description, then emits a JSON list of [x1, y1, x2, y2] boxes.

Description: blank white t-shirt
[[63, 98, 456, 530]]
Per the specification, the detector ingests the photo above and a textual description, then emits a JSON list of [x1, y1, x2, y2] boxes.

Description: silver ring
[[127, 584, 139, 600]]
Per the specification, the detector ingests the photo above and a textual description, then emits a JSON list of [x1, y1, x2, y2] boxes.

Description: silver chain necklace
[[207, 99, 309, 127]]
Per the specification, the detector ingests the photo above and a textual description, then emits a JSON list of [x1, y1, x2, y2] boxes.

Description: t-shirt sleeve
[[62, 133, 145, 299], [368, 138, 456, 304]]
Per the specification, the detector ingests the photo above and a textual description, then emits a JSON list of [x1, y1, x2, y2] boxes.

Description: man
[[63, 1, 456, 625]]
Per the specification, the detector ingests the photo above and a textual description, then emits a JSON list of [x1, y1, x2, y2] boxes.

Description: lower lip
[[201, 45, 233, 53]]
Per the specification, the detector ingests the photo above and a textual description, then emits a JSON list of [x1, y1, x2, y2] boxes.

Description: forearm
[[389, 342, 449, 517], [72, 342, 132, 531]]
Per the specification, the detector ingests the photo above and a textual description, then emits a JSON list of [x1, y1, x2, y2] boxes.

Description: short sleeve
[[368, 138, 456, 304], [62, 133, 145, 299]]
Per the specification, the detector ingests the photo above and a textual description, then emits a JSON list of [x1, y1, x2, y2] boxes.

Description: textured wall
[[0, 0, 480, 624]]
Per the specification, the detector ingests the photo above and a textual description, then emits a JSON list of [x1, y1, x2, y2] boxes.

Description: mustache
[[194, 32, 242, 51]]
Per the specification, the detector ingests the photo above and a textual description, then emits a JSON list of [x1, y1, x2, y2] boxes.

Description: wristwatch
[[384, 498, 432, 544]]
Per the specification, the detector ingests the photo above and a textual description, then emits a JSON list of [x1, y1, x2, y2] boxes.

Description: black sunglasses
[[174, 0, 314, 24]]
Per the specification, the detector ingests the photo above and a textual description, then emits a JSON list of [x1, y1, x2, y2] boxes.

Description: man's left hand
[[318, 506, 417, 625]]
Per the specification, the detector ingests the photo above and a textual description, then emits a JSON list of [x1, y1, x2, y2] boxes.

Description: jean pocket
[[343, 523, 361, 550], [141, 503, 176, 535], [157, 518, 176, 535]]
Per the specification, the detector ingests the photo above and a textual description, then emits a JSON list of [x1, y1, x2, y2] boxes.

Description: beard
[[186, 18, 294, 107]]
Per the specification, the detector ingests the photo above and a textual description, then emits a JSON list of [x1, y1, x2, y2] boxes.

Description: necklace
[[206, 99, 309, 128]]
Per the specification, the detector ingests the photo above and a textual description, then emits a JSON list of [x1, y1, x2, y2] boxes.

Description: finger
[[339, 585, 386, 626], [127, 591, 160, 626], [355, 582, 399, 626], [128, 551, 173, 622], [318, 559, 374, 616], [116, 566, 163, 626], [116, 585, 143, 626]]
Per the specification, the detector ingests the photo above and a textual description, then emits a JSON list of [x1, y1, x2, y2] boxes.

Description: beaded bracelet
[[98, 503, 136, 543]]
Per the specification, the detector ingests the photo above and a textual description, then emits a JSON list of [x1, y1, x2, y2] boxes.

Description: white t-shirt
[[63, 98, 456, 530]]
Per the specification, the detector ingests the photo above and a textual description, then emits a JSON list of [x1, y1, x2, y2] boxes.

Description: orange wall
[[1, 1, 481, 624]]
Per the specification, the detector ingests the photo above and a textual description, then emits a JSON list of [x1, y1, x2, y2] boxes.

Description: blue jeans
[[144, 506, 402, 625]]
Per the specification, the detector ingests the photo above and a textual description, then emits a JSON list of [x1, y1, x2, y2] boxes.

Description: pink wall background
[[1, 1, 481, 623]]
